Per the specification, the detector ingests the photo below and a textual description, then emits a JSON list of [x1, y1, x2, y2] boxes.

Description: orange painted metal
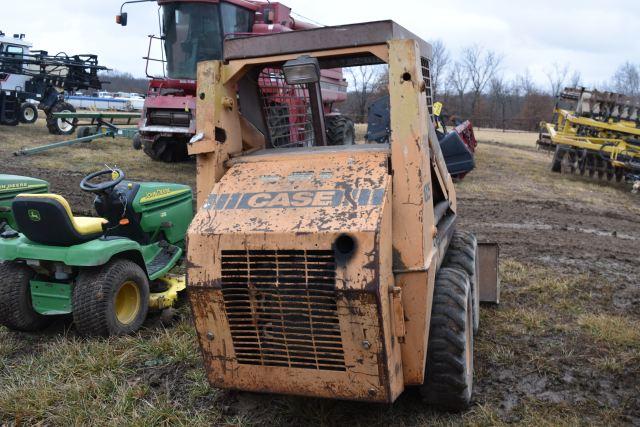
[[186, 23, 464, 403]]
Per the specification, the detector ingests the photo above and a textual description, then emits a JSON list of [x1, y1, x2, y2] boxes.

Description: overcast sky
[[2, 0, 637, 89]]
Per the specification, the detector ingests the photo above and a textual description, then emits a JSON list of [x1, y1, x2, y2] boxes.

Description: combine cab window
[[162, 3, 223, 80], [162, 2, 255, 80], [221, 3, 254, 38]]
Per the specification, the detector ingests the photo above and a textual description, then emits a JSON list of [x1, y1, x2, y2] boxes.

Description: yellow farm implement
[[538, 88, 640, 190]]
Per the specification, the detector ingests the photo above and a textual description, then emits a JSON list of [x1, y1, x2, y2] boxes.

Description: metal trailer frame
[[14, 112, 140, 156], [542, 109, 640, 186]]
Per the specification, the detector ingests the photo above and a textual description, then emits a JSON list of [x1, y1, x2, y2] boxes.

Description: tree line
[[341, 41, 640, 131], [99, 53, 640, 133]]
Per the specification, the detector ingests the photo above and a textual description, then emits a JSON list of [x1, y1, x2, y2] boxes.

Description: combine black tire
[[132, 132, 142, 150], [444, 231, 480, 334], [19, 103, 38, 124], [421, 267, 473, 411], [326, 115, 355, 146], [0, 262, 52, 332], [73, 259, 150, 337], [266, 104, 291, 148], [46, 102, 77, 135], [143, 137, 190, 163]]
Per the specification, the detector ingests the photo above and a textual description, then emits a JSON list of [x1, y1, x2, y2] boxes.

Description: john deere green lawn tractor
[[0, 169, 192, 336], [0, 174, 49, 232]]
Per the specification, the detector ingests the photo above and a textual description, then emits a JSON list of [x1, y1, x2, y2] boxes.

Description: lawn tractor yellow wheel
[[0, 262, 52, 332], [421, 267, 473, 411], [114, 281, 142, 326], [73, 259, 149, 337]]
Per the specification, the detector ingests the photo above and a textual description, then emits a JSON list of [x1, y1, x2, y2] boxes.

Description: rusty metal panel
[[478, 243, 500, 304], [190, 61, 244, 208], [224, 21, 432, 62], [187, 152, 405, 402]]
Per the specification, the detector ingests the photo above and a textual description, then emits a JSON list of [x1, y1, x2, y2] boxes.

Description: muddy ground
[[0, 123, 638, 425]]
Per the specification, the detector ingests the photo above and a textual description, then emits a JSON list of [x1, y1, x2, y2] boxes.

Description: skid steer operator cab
[[186, 21, 499, 409]]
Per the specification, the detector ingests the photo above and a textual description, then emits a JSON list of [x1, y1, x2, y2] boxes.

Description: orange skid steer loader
[[186, 21, 499, 409]]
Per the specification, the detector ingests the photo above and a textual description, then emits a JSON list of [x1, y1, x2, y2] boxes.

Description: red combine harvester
[[118, 0, 353, 162]]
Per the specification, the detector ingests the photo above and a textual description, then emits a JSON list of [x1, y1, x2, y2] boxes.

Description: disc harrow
[[540, 87, 640, 192]]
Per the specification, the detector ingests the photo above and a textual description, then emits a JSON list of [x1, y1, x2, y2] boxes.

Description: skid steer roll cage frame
[[189, 20, 455, 211], [187, 21, 471, 400]]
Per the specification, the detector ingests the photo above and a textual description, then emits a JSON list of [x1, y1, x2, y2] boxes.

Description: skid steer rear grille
[[221, 250, 346, 371]]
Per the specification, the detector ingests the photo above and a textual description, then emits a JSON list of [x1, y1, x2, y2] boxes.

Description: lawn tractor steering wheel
[[80, 169, 125, 193]]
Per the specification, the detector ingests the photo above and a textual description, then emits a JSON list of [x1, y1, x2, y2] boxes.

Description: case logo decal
[[204, 189, 385, 210]]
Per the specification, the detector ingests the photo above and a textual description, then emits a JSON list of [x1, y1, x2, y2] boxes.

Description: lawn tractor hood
[[187, 147, 406, 402]]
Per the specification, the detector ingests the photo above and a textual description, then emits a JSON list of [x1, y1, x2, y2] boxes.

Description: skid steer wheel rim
[[57, 110, 74, 133], [115, 281, 141, 325]]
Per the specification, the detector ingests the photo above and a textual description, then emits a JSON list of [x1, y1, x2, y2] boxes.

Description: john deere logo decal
[[28, 209, 41, 222], [139, 188, 190, 204]]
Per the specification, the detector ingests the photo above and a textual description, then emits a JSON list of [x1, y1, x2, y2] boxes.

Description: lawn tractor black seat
[[12, 194, 107, 246]]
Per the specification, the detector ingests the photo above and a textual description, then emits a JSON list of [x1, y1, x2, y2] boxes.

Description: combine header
[[538, 88, 640, 190]]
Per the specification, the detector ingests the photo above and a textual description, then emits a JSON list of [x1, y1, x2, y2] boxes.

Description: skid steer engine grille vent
[[221, 249, 346, 372], [421, 57, 434, 117]]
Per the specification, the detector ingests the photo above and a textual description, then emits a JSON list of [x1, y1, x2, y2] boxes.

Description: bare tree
[[461, 45, 503, 115], [448, 62, 470, 116], [515, 69, 537, 96], [546, 62, 570, 97], [569, 70, 582, 88], [429, 39, 450, 100], [489, 75, 509, 129], [347, 66, 382, 122], [611, 62, 640, 97]]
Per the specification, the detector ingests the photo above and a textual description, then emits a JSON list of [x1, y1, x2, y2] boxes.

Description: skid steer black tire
[[143, 137, 190, 163], [73, 259, 150, 337], [444, 231, 480, 334], [421, 267, 473, 411], [326, 115, 355, 146], [0, 262, 52, 332], [46, 102, 77, 135]]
